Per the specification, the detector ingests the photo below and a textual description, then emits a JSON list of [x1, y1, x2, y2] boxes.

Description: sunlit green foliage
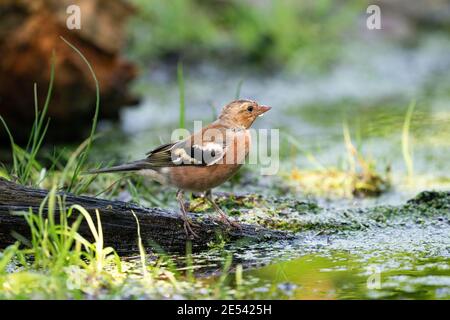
[[127, 0, 363, 70]]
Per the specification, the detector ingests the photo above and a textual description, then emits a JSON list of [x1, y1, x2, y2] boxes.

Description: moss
[[407, 191, 450, 209], [189, 191, 450, 234], [188, 193, 265, 213]]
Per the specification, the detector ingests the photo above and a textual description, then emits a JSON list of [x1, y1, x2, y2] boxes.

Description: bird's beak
[[257, 105, 271, 117]]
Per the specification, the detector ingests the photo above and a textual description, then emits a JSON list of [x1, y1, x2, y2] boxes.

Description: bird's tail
[[86, 160, 149, 175]]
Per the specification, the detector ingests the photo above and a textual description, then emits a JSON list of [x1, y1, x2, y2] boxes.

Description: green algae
[[188, 190, 450, 234]]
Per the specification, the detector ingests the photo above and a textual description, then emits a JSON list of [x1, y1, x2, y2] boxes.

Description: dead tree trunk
[[0, 178, 290, 254]]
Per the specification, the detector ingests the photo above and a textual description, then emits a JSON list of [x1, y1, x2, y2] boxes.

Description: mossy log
[[0, 178, 291, 254]]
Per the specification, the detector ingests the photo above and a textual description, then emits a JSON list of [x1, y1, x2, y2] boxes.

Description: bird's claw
[[216, 213, 241, 229], [182, 216, 199, 239], [177, 190, 200, 239]]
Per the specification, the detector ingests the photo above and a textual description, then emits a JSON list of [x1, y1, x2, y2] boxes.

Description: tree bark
[[0, 178, 290, 254]]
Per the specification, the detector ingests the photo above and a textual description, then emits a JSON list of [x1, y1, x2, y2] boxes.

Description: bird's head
[[218, 99, 271, 129]]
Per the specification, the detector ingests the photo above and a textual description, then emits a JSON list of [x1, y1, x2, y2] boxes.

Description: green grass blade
[[177, 61, 185, 129], [402, 99, 416, 184], [0, 243, 19, 273], [25, 83, 39, 151], [60, 36, 100, 193], [131, 210, 148, 277], [0, 116, 18, 174], [31, 53, 55, 157]]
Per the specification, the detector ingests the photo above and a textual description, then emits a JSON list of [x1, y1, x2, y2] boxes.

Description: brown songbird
[[89, 99, 271, 238]]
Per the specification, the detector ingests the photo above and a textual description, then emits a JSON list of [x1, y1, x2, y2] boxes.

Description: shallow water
[[178, 222, 450, 299], [248, 251, 450, 299]]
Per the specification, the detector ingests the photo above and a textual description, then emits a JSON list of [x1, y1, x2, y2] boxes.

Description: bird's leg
[[176, 190, 199, 238], [205, 190, 241, 229]]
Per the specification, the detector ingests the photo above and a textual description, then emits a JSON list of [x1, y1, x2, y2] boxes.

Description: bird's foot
[[177, 190, 199, 239], [181, 215, 199, 239], [216, 213, 241, 229]]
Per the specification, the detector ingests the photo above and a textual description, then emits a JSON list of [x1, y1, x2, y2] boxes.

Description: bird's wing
[[88, 123, 234, 174], [145, 138, 227, 167], [145, 142, 175, 156]]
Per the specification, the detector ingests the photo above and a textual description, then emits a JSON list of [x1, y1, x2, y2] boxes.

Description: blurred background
[[1, 0, 449, 202], [1, 0, 450, 300]]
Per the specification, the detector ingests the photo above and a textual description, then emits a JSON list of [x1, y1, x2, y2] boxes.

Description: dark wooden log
[[0, 178, 290, 254]]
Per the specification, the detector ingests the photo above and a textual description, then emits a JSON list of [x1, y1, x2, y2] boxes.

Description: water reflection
[[247, 252, 450, 299]]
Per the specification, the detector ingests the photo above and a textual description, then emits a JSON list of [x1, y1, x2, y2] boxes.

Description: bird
[[88, 99, 271, 238]]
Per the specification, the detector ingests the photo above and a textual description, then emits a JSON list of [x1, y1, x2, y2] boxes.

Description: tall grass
[[10, 186, 120, 276], [0, 53, 55, 185], [0, 39, 125, 294], [73, 205, 122, 273], [60, 36, 100, 193], [0, 37, 100, 194], [13, 187, 83, 271]]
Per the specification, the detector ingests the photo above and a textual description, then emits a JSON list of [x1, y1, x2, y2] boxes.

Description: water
[[248, 251, 450, 299], [255, 231, 450, 300], [184, 223, 450, 299]]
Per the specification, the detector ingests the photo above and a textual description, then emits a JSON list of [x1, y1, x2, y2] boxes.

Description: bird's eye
[[247, 105, 254, 112]]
